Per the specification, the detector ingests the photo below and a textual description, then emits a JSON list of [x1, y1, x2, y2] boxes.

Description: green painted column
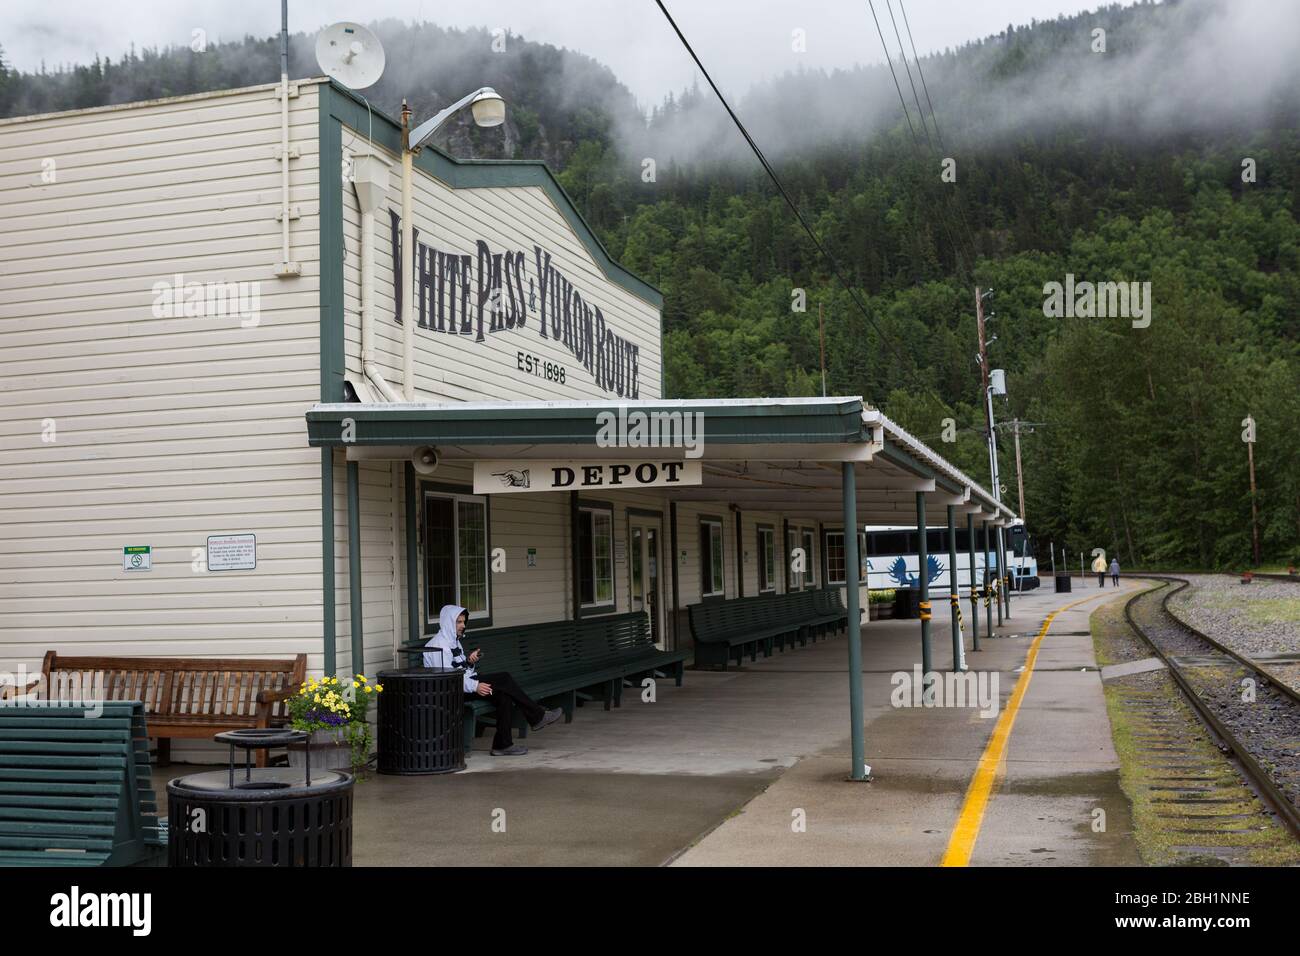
[[999, 526, 1012, 620], [843, 463, 867, 780], [947, 505, 965, 672], [982, 521, 994, 643], [994, 522, 1004, 627], [967, 513, 980, 652], [346, 460, 363, 678], [321, 448, 336, 678], [916, 492, 932, 684], [405, 462, 419, 650]]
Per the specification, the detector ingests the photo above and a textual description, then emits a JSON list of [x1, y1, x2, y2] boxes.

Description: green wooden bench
[[689, 589, 849, 669], [0, 700, 166, 867], [399, 612, 688, 744]]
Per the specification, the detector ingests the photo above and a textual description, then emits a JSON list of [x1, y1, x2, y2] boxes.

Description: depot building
[[0, 78, 1019, 710]]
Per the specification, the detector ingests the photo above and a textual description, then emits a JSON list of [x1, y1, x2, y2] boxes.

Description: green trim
[[570, 492, 582, 623], [404, 463, 419, 650], [322, 81, 662, 309], [669, 501, 680, 649], [626, 507, 664, 519], [346, 460, 363, 675], [318, 90, 346, 404], [321, 448, 336, 677], [307, 398, 868, 447]]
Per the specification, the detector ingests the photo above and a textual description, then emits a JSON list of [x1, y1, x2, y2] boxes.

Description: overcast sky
[[6, 0, 1107, 107]]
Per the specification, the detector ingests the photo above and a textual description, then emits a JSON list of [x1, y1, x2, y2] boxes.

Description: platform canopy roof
[[305, 396, 1020, 526]]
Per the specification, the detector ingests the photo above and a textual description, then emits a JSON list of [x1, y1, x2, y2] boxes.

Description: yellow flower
[[313, 694, 321, 703], [364, 685, 372, 693], [352, 681, 359, 688]]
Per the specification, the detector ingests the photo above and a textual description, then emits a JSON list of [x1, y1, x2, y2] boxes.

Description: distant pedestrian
[[1091, 553, 1107, 587], [1110, 558, 1120, 587]]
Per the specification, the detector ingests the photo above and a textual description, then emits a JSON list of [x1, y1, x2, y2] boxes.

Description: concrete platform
[[149, 581, 1144, 866], [673, 581, 1144, 866]]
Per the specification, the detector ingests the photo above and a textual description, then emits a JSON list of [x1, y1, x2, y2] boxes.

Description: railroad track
[[1124, 576, 1300, 839]]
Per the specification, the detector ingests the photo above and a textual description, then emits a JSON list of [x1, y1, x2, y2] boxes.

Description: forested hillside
[[3, 0, 1296, 568]]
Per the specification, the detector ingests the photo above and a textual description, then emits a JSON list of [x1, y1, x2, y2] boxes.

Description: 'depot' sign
[[472, 460, 702, 495]]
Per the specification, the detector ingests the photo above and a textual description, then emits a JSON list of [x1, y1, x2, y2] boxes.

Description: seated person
[[423, 604, 562, 756]]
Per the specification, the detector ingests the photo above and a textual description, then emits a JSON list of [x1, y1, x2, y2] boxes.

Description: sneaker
[[530, 707, 563, 732], [490, 744, 528, 756]]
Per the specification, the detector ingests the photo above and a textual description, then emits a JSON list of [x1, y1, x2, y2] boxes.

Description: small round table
[[377, 667, 466, 775]]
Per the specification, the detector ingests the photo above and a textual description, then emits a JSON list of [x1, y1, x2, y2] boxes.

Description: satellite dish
[[316, 22, 385, 90]]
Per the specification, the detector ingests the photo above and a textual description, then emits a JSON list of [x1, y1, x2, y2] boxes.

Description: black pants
[[1112, 574, 1119, 586], [468, 671, 545, 749], [1097, 572, 1106, 587]]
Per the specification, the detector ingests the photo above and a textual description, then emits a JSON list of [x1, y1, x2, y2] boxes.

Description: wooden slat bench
[[689, 589, 850, 670], [399, 612, 688, 744], [0, 700, 166, 867], [40, 652, 306, 767]]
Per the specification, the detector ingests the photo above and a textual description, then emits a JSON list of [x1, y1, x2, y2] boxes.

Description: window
[[786, 527, 801, 591], [871, 531, 910, 556], [826, 532, 845, 585], [424, 491, 489, 622], [802, 529, 816, 588], [757, 526, 776, 592], [826, 530, 867, 586], [700, 519, 725, 597], [579, 506, 614, 608]]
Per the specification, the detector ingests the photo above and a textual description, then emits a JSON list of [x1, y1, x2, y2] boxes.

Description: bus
[[861, 522, 1039, 593]]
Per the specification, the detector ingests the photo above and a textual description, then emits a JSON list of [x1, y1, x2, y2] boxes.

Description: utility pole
[[996, 419, 1041, 522], [976, 287, 1010, 618]]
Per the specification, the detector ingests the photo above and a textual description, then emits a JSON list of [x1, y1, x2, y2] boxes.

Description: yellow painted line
[[940, 589, 1122, 867]]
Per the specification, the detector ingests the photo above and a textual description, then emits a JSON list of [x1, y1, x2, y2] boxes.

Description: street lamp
[[399, 87, 507, 400]]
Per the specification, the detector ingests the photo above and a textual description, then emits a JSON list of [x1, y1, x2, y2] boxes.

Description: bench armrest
[[0, 677, 39, 701], [256, 685, 296, 706]]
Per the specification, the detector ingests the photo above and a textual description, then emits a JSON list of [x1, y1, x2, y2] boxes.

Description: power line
[[875, 0, 980, 279], [897, 0, 982, 264], [653, 0, 948, 409]]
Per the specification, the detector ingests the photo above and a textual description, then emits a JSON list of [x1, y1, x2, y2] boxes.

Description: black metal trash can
[[377, 667, 465, 775], [1055, 574, 1072, 593], [167, 730, 353, 867]]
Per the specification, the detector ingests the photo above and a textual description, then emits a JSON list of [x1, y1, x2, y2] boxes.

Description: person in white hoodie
[[423, 604, 562, 755]]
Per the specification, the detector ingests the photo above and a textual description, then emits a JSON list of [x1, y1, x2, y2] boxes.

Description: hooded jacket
[[423, 604, 479, 693]]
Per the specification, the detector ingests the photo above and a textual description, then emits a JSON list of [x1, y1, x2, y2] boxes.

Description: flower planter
[[869, 602, 894, 621], [286, 728, 353, 771]]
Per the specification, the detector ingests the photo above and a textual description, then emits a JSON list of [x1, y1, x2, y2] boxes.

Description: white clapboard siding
[[0, 81, 325, 685], [338, 130, 662, 404]]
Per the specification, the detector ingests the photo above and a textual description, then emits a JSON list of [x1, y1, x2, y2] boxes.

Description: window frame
[[422, 486, 492, 626], [824, 528, 867, 587], [700, 516, 726, 599], [578, 503, 616, 610], [802, 528, 817, 589], [757, 524, 776, 593]]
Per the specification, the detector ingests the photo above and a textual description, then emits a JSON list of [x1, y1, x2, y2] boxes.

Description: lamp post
[[399, 88, 506, 400]]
